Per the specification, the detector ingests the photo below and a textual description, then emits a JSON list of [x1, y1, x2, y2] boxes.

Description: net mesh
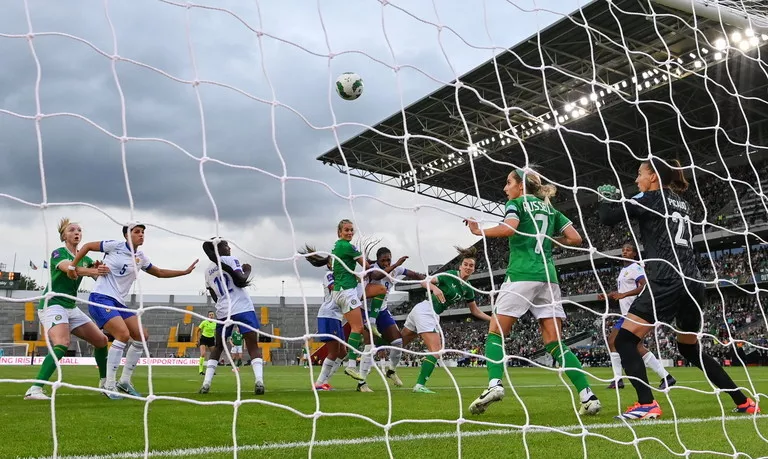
[[1, 0, 768, 457]]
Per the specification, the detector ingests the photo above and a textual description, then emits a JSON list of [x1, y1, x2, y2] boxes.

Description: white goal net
[[1, 0, 768, 458]]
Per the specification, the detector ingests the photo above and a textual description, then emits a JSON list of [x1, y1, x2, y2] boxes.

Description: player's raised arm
[[67, 241, 103, 279], [145, 260, 198, 279]]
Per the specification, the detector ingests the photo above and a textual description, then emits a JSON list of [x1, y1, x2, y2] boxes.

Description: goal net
[[1, 0, 768, 458], [0, 343, 30, 358]]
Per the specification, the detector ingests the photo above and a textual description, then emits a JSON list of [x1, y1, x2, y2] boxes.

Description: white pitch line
[[22, 413, 768, 459]]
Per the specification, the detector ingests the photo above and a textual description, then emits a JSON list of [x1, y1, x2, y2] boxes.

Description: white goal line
[[24, 413, 768, 459]]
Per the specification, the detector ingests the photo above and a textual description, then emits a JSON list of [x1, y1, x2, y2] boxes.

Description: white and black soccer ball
[[335, 72, 364, 101]]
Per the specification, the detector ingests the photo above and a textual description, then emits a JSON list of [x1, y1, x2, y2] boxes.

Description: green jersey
[[38, 247, 94, 310], [428, 270, 475, 315], [231, 330, 243, 346], [331, 239, 362, 290], [199, 320, 217, 338], [504, 195, 572, 284]]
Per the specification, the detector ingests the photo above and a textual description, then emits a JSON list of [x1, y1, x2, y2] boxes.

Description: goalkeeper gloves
[[366, 319, 382, 339], [597, 184, 619, 202]]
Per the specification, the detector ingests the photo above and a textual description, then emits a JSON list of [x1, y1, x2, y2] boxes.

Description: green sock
[[33, 344, 68, 387], [545, 341, 589, 393], [485, 332, 504, 382], [416, 355, 438, 386], [368, 295, 385, 320], [346, 332, 363, 361], [198, 356, 204, 372], [94, 346, 108, 379]]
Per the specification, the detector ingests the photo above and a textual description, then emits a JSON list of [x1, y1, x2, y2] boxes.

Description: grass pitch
[[1, 364, 767, 459]]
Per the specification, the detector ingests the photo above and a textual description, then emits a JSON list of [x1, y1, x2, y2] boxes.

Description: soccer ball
[[335, 72, 364, 100]]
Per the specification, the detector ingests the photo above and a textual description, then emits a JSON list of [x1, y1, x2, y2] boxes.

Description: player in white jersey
[[300, 246, 346, 390], [598, 242, 676, 390], [199, 238, 265, 395], [69, 223, 198, 399], [360, 247, 425, 389]]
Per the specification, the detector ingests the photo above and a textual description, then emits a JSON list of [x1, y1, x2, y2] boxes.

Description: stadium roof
[[318, 0, 768, 216]]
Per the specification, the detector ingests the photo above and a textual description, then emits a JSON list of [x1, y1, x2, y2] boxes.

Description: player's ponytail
[[57, 217, 76, 242], [515, 168, 557, 204], [454, 245, 477, 262], [202, 239, 251, 288], [298, 244, 331, 268], [647, 158, 688, 193]]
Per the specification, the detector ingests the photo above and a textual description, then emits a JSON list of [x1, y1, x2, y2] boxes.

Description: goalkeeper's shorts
[[628, 278, 704, 332]]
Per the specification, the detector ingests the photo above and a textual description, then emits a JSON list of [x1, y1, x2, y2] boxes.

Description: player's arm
[[465, 217, 518, 238], [598, 188, 646, 226], [467, 300, 491, 322], [202, 242, 249, 287], [368, 256, 410, 281], [421, 276, 445, 303], [613, 276, 646, 300], [146, 260, 199, 279], [67, 241, 104, 278], [404, 269, 426, 281], [207, 286, 219, 303], [553, 224, 582, 247]]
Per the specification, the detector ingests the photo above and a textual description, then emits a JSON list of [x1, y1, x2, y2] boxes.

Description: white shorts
[[231, 346, 243, 354], [403, 300, 440, 334], [38, 305, 92, 331], [332, 288, 362, 314], [494, 281, 565, 320]]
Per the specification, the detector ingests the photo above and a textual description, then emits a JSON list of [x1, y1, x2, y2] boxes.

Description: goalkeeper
[[466, 168, 601, 417], [597, 159, 758, 420]]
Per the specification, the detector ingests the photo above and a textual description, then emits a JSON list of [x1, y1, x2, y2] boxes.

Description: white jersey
[[317, 270, 342, 321], [92, 240, 152, 305], [617, 262, 646, 316], [204, 256, 255, 319], [366, 262, 407, 312]]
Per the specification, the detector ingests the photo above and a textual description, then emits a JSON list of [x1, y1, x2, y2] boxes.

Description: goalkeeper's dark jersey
[[598, 189, 700, 282]]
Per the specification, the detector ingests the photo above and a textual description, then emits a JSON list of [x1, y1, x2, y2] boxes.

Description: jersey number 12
[[213, 275, 234, 296]]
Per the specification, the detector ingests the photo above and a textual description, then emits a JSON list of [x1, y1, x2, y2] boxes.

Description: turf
[[1, 365, 767, 459]]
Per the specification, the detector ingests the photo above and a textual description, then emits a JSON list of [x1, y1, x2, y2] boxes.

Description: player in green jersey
[[24, 218, 111, 400], [229, 326, 244, 368], [466, 168, 602, 416], [401, 246, 491, 394], [197, 311, 217, 374]]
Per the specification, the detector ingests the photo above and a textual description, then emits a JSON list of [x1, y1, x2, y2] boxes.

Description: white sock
[[643, 352, 669, 379], [119, 341, 144, 384], [609, 352, 623, 380], [316, 358, 336, 385], [389, 338, 403, 369], [360, 345, 374, 380], [579, 387, 595, 403], [106, 340, 126, 387], [489, 378, 502, 389], [251, 358, 264, 383], [203, 359, 217, 386], [346, 359, 357, 370], [329, 358, 343, 379]]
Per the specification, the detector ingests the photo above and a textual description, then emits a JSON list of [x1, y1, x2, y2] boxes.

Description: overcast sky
[[0, 0, 585, 297]]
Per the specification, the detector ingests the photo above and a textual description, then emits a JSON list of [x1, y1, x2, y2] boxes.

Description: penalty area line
[[25, 413, 768, 459]]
